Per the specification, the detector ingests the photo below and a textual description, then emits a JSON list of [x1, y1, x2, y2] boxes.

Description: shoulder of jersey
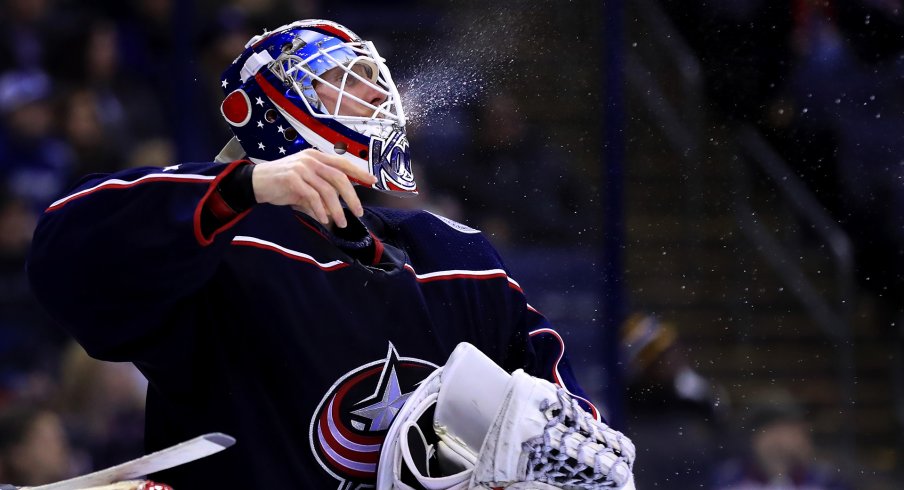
[[422, 211, 481, 235]]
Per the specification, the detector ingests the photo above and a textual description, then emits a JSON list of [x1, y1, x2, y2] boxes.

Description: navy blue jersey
[[27, 161, 597, 488]]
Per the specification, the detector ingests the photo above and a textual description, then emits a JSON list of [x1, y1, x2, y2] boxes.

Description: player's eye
[[317, 67, 342, 85], [344, 74, 360, 87], [346, 64, 371, 83]]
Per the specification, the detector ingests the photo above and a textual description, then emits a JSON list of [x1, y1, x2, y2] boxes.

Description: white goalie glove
[[376, 343, 636, 490]]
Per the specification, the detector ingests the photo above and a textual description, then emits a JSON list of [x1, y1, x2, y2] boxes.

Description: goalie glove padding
[[376, 343, 636, 489], [433, 343, 512, 462]]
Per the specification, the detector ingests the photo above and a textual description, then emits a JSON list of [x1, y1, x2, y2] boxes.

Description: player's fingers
[[289, 175, 329, 224], [305, 194, 330, 226], [317, 165, 364, 218], [306, 173, 347, 228], [314, 151, 377, 185]]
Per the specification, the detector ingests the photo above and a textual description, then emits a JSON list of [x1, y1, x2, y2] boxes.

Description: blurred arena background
[[0, 0, 902, 487]]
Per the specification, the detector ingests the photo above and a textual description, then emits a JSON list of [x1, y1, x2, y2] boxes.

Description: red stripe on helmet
[[255, 73, 370, 159], [305, 23, 355, 42], [252, 22, 355, 50]]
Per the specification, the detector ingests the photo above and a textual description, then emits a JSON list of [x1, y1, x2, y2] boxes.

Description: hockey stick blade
[[22, 433, 235, 490]]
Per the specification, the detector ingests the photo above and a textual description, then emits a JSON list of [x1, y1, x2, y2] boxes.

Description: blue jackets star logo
[[350, 365, 413, 431], [309, 343, 438, 488]]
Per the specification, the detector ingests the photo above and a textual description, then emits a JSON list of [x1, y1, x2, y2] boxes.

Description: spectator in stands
[[0, 404, 73, 485], [712, 389, 850, 489], [622, 313, 727, 488], [0, 0, 58, 73], [0, 70, 74, 213], [55, 342, 146, 473], [62, 88, 126, 176], [0, 71, 73, 399], [79, 18, 168, 152], [0, 184, 65, 405]]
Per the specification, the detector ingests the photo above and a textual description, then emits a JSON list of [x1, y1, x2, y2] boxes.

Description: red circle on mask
[[221, 89, 252, 127]]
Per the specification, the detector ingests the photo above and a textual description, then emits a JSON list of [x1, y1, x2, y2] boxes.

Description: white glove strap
[[399, 417, 470, 490]]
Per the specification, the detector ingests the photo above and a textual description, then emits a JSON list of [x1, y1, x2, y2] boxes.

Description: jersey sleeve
[[26, 161, 252, 362]]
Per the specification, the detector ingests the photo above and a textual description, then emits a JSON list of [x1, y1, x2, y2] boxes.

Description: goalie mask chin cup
[[219, 19, 416, 195], [377, 343, 637, 490]]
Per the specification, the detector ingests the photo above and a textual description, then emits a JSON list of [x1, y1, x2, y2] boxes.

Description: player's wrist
[[218, 161, 257, 213]]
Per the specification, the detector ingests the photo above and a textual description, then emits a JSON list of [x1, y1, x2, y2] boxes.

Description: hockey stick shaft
[[18, 433, 235, 490]]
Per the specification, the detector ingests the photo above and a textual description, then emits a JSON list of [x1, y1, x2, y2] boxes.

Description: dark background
[[1, 0, 902, 488]]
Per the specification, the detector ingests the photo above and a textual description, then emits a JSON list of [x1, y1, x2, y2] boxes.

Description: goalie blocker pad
[[377, 343, 636, 490]]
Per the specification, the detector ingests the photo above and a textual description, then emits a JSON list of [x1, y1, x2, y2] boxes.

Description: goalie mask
[[219, 19, 416, 194]]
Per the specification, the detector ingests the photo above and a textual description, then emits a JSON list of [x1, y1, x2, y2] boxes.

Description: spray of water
[[396, 5, 533, 127]]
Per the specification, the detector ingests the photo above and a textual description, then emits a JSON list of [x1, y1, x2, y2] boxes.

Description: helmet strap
[[240, 51, 275, 84]]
